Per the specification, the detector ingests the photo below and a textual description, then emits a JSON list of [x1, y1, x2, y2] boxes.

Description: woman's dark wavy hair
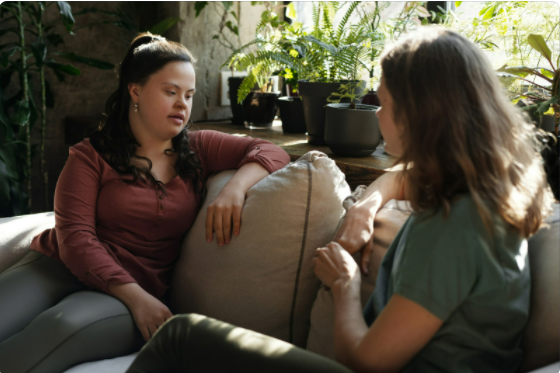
[[90, 32, 206, 203]]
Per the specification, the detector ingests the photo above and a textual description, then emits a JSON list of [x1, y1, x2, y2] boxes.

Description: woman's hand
[[313, 242, 361, 291], [129, 291, 173, 342], [108, 283, 173, 342], [205, 186, 245, 246], [334, 205, 377, 275]]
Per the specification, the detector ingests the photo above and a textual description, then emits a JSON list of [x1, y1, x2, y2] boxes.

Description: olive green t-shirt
[[363, 194, 530, 373]]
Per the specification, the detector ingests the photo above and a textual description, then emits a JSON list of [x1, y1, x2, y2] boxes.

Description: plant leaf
[[147, 17, 180, 36], [455, 1, 462, 7], [45, 60, 81, 75], [56, 1, 75, 33], [30, 37, 47, 67], [527, 34, 552, 62], [537, 96, 557, 116], [287, 2, 297, 19], [53, 52, 114, 70], [540, 68, 554, 80], [10, 100, 30, 126], [221, 1, 233, 11], [194, 1, 208, 17]]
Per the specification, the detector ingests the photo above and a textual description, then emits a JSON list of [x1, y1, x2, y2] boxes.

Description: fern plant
[[222, 1, 383, 103]]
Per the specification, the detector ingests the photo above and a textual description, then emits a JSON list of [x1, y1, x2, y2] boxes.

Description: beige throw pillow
[[170, 151, 351, 348], [306, 194, 412, 359]]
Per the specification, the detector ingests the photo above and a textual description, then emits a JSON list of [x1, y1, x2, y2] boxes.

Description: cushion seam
[[288, 162, 312, 344]]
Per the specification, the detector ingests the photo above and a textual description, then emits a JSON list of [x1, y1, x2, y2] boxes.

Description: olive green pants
[[126, 314, 354, 373]]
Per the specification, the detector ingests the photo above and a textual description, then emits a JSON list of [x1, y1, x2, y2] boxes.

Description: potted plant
[[498, 34, 559, 199], [0, 1, 114, 216], [277, 67, 306, 133], [242, 75, 281, 128], [323, 37, 380, 157]]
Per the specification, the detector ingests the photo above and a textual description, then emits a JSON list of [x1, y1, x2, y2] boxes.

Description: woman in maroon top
[[0, 33, 289, 373]]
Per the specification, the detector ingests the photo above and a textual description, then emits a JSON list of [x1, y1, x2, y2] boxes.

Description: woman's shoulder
[[68, 138, 106, 169]]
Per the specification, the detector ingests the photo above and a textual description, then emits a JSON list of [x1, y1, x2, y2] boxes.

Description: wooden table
[[192, 120, 397, 190]]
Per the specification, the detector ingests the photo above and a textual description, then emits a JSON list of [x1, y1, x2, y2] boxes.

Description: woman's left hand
[[313, 242, 361, 290], [205, 186, 246, 246]]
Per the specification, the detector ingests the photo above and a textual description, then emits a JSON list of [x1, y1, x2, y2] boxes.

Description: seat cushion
[[170, 151, 351, 348], [0, 212, 55, 273], [520, 203, 560, 372], [306, 193, 412, 359]]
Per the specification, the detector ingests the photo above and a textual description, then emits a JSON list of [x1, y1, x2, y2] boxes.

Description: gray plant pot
[[299, 80, 365, 145], [324, 103, 381, 157]]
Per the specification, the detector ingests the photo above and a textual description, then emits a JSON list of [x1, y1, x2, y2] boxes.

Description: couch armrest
[[525, 361, 559, 373], [0, 212, 55, 273]]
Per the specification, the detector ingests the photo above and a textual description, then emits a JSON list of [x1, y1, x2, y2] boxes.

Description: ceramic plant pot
[[278, 96, 306, 133], [228, 77, 248, 125], [324, 103, 381, 157], [298, 80, 365, 145], [243, 92, 281, 128]]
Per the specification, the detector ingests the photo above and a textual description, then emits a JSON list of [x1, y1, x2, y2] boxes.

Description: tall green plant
[[0, 1, 114, 216], [498, 34, 559, 135], [223, 1, 384, 103]]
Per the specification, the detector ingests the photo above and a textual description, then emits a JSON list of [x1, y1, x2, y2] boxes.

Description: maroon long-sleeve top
[[31, 130, 290, 300]]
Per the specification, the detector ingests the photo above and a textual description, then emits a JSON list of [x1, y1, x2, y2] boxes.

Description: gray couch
[[0, 204, 558, 373]]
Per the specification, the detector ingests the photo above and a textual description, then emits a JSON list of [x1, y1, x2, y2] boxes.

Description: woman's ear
[[128, 83, 141, 103]]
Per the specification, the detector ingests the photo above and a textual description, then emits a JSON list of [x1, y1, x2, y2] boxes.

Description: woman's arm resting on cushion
[[206, 162, 269, 246], [334, 170, 407, 274], [314, 242, 442, 373]]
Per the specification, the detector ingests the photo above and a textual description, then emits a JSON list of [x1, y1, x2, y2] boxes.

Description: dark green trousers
[[126, 314, 354, 373]]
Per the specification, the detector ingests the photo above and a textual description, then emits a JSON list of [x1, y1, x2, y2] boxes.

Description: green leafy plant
[[0, 1, 114, 216], [326, 80, 368, 109], [498, 34, 559, 135], [223, 1, 386, 103], [194, 1, 241, 53]]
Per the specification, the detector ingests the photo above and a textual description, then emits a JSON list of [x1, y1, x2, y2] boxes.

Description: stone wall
[[12, 1, 265, 213]]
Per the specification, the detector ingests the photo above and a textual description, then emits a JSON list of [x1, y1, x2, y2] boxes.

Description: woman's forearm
[[224, 162, 270, 194], [352, 170, 406, 214], [332, 281, 371, 371]]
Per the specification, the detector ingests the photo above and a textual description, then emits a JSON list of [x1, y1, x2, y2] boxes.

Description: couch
[[0, 152, 558, 373]]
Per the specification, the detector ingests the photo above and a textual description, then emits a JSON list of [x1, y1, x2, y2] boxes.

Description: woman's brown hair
[[380, 26, 554, 238]]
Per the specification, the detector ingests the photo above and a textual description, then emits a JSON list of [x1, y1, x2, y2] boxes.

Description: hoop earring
[[134, 103, 139, 113]]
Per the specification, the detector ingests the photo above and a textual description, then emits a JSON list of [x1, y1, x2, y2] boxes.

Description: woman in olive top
[[126, 26, 554, 373]]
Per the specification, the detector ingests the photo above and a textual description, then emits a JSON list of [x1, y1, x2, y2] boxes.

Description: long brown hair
[[380, 26, 554, 238], [90, 32, 206, 202]]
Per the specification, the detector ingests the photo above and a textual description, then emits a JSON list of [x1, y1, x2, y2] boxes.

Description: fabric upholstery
[[170, 151, 351, 348], [306, 194, 412, 358], [520, 203, 560, 372]]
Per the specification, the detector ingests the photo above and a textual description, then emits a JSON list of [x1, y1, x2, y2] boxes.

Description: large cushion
[[0, 212, 55, 273], [170, 151, 351, 347], [306, 192, 412, 358], [520, 203, 560, 372]]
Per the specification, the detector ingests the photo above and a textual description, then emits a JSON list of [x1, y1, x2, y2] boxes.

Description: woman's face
[[376, 75, 404, 157], [128, 61, 196, 142]]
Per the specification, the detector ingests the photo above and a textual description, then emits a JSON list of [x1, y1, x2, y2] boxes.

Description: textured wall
[[167, 2, 268, 122], [13, 1, 265, 213]]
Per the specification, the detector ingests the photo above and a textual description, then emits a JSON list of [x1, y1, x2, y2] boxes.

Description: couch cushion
[[520, 203, 560, 372], [170, 151, 351, 348], [0, 212, 55, 273], [306, 196, 412, 358]]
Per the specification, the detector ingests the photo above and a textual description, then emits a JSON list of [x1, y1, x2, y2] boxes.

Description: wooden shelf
[[192, 120, 398, 190]]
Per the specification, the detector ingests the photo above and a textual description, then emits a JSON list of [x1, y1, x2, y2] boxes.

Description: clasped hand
[[206, 186, 246, 246], [313, 242, 361, 290]]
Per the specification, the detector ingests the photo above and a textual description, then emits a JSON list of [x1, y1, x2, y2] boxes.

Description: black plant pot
[[324, 103, 381, 157], [361, 90, 380, 107], [298, 80, 365, 145], [243, 92, 281, 128], [541, 134, 560, 200], [278, 96, 306, 133], [228, 77, 247, 125]]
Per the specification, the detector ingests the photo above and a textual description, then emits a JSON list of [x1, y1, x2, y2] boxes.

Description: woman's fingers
[[214, 211, 224, 246], [140, 325, 150, 342], [232, 204, 242, 237], [360, 237, 375, 276], [205, 207, 214, 243]]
